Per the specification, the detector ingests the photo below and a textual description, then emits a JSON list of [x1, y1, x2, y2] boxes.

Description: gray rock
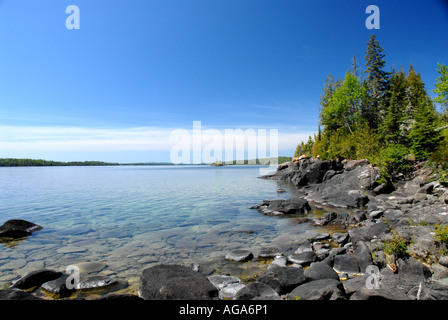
[[287, 251, 317, 266], [225, 250, 254, 262], [41, 275, 75, 298], [369, 210, 384, 220], [329, 247, 347, 257], [75, 275, 117, 290], [0, 219, 42, 240], [10, 269, 62, 290], [311, 233, 330, 241], [408, 280, 448, 300], [304, 262, 339, 282], [333, 254, 360, 276], [257, 247, 281, 259], [349, 220, 388, 243], [294, 240, 313, 254], [234, 282, 281, 300], [332, 232, 350, 245], [269, 255, 288, 268], [286, 279, 346, 300], [257, 265, 306, 294], [439, 256, 448, 268], [138, 265, 218, 300], [354, 241, 373, 272], [251, 198, 311, 216], [208, 275, 245, 300], [397, 257, 432, 279]]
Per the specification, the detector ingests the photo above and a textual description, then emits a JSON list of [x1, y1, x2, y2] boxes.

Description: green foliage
[[294, 136, 314, 157], [434, 224, 448, 255], [320, 71, 368, 135], [432, 63, 448, 113], [430, 129, 448, 170], [374, 144, 412, 174], [295, 35, 446, 180], [434, 224, 448, 245], [384, 231, 409, 258]]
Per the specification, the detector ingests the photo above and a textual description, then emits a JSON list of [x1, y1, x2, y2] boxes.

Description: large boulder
[[138, 265, 218, 300], [10, 269, 62, 290], [0, 219, 42, 239], [257, 265, 306, 295], [304, 262, 340, 282], [286, 279, 346, 300]]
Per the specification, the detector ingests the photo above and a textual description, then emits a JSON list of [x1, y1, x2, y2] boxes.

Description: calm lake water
[[0, 165, 329, 296]]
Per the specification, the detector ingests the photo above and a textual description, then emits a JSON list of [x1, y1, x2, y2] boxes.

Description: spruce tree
[[364, 34, 390, 130]]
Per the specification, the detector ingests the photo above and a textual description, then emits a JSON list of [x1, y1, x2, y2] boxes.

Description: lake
[[0, 165, 328, 296]]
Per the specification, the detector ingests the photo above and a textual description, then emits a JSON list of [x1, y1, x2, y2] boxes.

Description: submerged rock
[[75, 275, 117, 290], [0, 219, 42, 240]]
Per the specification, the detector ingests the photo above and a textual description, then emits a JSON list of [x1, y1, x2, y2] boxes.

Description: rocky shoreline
[[2, 157, 448, 300]]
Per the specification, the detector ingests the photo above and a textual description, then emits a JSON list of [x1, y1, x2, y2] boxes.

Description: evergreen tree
[[364, 34, 390, 129], [380, 68, 407, 144], [408, 99, 442, 160], [432, 63, 448, 118]]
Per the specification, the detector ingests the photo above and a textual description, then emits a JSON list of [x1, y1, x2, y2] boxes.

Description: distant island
[[0, 158, 174, 167]]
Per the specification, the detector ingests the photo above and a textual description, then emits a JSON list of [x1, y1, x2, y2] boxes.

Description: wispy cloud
[[0, 124, 313, 158]]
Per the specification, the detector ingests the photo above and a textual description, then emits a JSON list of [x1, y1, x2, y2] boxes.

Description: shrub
[[384, 231, 409, 258]]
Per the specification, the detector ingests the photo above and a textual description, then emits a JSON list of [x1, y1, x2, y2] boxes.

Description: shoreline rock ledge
[[260, 158, 381, 208]]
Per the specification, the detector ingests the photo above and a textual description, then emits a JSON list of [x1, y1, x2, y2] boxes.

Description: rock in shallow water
[[225, 250, 254, 262], [0, 219, 42, 240], [10, 269, 62, 290]]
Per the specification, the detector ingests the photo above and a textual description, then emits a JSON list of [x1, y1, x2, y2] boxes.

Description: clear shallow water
[[0, 165, 326, 295]]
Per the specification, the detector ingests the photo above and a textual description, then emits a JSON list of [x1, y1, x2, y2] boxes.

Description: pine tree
[[364, 34, 390, 130], [408, 99, 442, 160], [380, 67, 407, 144]]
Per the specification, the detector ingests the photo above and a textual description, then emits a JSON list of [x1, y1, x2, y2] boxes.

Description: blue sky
[[0, 0, 447, 163]]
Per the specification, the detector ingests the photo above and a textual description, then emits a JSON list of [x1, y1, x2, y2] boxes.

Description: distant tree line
[[0, 158, 120, 167], [294, 34, 448, 182]]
